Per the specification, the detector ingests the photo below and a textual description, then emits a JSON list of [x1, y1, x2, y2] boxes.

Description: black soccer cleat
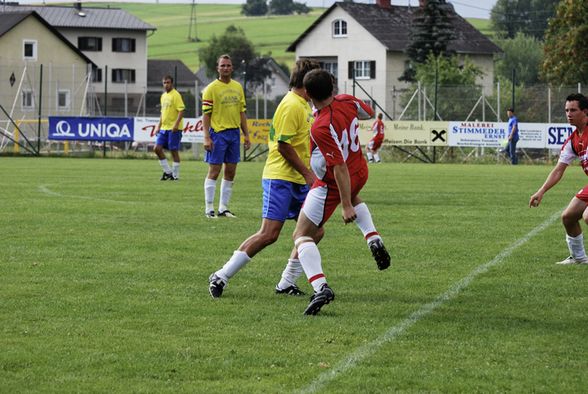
[[369, 238, 391, 270], [217, 210, 237, 218], [160, 172, 174, 181], [303, 284, 335, 315], [208, 273, 226, 299], [275, 284, 305, 296]]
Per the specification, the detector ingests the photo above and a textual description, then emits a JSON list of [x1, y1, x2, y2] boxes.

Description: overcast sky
[[21, 1, 498, 19]]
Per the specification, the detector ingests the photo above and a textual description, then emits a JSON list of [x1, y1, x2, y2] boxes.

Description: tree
[[542, 0, 588, 85], [241, 0, 268, 16], [401, 0, 456, 81], [495, 32, 543, 85], [490, 0, 559, 40], [198, 26, 272, 94], [269, 0, 310, 15], [400, 54, 482, 120]]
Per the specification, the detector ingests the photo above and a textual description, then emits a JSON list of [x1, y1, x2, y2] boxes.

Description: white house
[[287, 0, 502, 118]]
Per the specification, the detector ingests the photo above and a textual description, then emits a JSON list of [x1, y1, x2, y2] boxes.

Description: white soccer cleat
[[555, 256, 588, 265]]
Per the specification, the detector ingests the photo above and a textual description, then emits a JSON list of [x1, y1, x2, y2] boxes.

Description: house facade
[[0, 11, 94, 123], [288, 0, 501, 119], [1, 3, 155, 116]]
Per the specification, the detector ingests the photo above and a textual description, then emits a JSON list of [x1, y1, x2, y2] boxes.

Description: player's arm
[[240, 112, 251, 150], [333, 163, 356, 223], [529, 162, 568, 207], [278, 142, 315, 186], [172, 110, 184, 132], [509, 121, 518, 140], [202, 113, 212, 151]]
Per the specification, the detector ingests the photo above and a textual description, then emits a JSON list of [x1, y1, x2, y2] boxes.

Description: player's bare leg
[[558, 197, 588, 265], [351, 195, 391, 270], [204, 164, 222, 218], [219, 162, 237, 217]]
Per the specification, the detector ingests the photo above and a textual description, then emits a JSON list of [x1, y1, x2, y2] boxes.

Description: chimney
[[74, 1, 82, 11], [376, 0, 391, 9]]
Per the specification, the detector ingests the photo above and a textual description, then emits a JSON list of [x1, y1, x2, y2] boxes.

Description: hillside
[[99, 2, 492, 72]]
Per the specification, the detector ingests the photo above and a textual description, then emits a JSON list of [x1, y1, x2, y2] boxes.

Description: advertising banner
[[357, 120, 449, 147], [448, 121, 508, 147], [134, 117, 204, 143], [545, 123, 574, 149], [248, 119, 271, 144], [49, 116, 134, 142]]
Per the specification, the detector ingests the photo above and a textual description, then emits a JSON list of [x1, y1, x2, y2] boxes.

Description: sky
[[19, 0, 499, 19]]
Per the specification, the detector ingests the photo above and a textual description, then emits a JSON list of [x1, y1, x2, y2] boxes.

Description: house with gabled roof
[[0, 11, 95, 121], [1, 2, 156, 116], [287, 0, 502, 118]]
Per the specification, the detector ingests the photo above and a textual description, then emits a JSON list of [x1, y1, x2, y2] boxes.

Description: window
[[22, 90, 34, 109], [332, 19, 347, 37], [92, 68, 102, 83], [321, 62, 338, 79], [57, 90, 70, 111], [78, 37, 102, 51], [348, 60, 376, 80], [112, 69, 136, 83], [23, 40, 37, 60], [112, 38, 136, 53]]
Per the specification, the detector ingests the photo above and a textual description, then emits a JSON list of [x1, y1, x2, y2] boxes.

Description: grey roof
[[148, 59, 201, 88], [288, 2, 501, 55], [0, 11, 95, 65], [0, 4, 155, 31]]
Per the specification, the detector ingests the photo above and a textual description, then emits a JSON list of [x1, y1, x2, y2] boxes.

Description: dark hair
[[303, 69, 333, 102], [163, 75, 173, 83], [217, 54, 231, 65], [566, 93, 588, 110], [506, 107, 514, 112], [289, 58, 320, 89]]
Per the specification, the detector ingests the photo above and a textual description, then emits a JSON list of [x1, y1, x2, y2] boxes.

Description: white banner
[[133, 117, 204, 143]]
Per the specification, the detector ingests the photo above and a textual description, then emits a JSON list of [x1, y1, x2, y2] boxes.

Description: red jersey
[[559, 125, 588, 175], [371, 119, 385, 144], [310, 95, 374, 187]]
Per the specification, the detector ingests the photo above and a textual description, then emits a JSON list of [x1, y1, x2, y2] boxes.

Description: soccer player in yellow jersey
[[154, 75, 185, 180], [209, 59, 322, 298], [202, 55, 251, 218]]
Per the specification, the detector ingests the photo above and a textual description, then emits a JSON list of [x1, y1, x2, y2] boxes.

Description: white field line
[[38, 185, 137, 205], [298, 209, 562, 394]]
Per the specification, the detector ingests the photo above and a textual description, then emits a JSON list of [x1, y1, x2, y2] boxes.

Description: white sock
[[374, 152, 381, 162], [216, 250, 251, 281], [172, 162, 180, 178], [219, 179, 234, 212], [159, 159, 171, 173], [566, 233, 587, 260], [277, 258, 304, 290], [367, 152, 374, 161], [297, 240, 326, 292], [354, 203, 381, 245], [204, 178, 217, 213]]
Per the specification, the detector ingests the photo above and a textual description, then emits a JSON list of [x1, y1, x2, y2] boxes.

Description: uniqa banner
[[49, 116, 134, 142]]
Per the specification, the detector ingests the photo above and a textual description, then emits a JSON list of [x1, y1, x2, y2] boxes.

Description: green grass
[[2, 158, 588, 392], [101, 3, 324, 70]]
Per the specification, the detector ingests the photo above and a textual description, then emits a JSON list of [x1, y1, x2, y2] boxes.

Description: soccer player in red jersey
[[367, 113, 385, 163], [530, 93, 588, 265], [293, 69, 391, 315]]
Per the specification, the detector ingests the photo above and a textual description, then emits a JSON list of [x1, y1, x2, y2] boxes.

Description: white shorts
[[302, 185, 328, 227]]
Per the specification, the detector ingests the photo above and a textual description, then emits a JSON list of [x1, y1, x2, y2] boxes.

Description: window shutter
[[97, 38, 102, 51], [370, 61, 376, 79], [348, 61, 354, 79]]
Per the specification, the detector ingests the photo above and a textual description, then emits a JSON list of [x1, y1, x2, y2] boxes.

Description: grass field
[[2, 157, 588, 392]]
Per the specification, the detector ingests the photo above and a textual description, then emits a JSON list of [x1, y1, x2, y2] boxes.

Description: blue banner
[[49, 116, 134, 142]]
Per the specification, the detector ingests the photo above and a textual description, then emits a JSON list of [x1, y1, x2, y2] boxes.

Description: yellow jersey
[[160, 89, 185, 130], [202, 79, 246, 132], [262, 91, 313, 184]]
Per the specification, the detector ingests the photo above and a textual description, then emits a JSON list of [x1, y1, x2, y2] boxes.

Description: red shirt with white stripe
[[559, 125, 588, 175], [310, 95, 374, 187], [371, 119, 385, 144]]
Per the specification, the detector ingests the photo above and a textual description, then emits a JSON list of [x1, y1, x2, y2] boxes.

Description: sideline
[[298, 210, 562, 394], [38, 185, 138, 205]]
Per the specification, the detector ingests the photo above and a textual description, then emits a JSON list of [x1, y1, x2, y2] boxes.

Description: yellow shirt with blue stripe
[[262, 91, 313, 184], [160, 89, 185, 130], [202, 79, 246, 132]]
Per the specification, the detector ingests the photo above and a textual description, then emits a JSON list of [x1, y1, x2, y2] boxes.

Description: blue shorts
[[262, 179, 309, 222], [205, 128, 241, 164], [156, 130, 182, 151]]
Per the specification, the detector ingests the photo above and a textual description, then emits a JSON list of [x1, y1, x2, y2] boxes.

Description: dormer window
[[332, 19, 347, 37]]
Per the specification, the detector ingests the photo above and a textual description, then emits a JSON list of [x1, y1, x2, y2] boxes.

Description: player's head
[[506, 107, 514, 117], [303, 69, 333, 102], [162, 75, 173, 92], [377, 113, 383, 120], [289, 58, 320, 89], [565, 93, 588, 126], [216, 54, 233, 78]]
